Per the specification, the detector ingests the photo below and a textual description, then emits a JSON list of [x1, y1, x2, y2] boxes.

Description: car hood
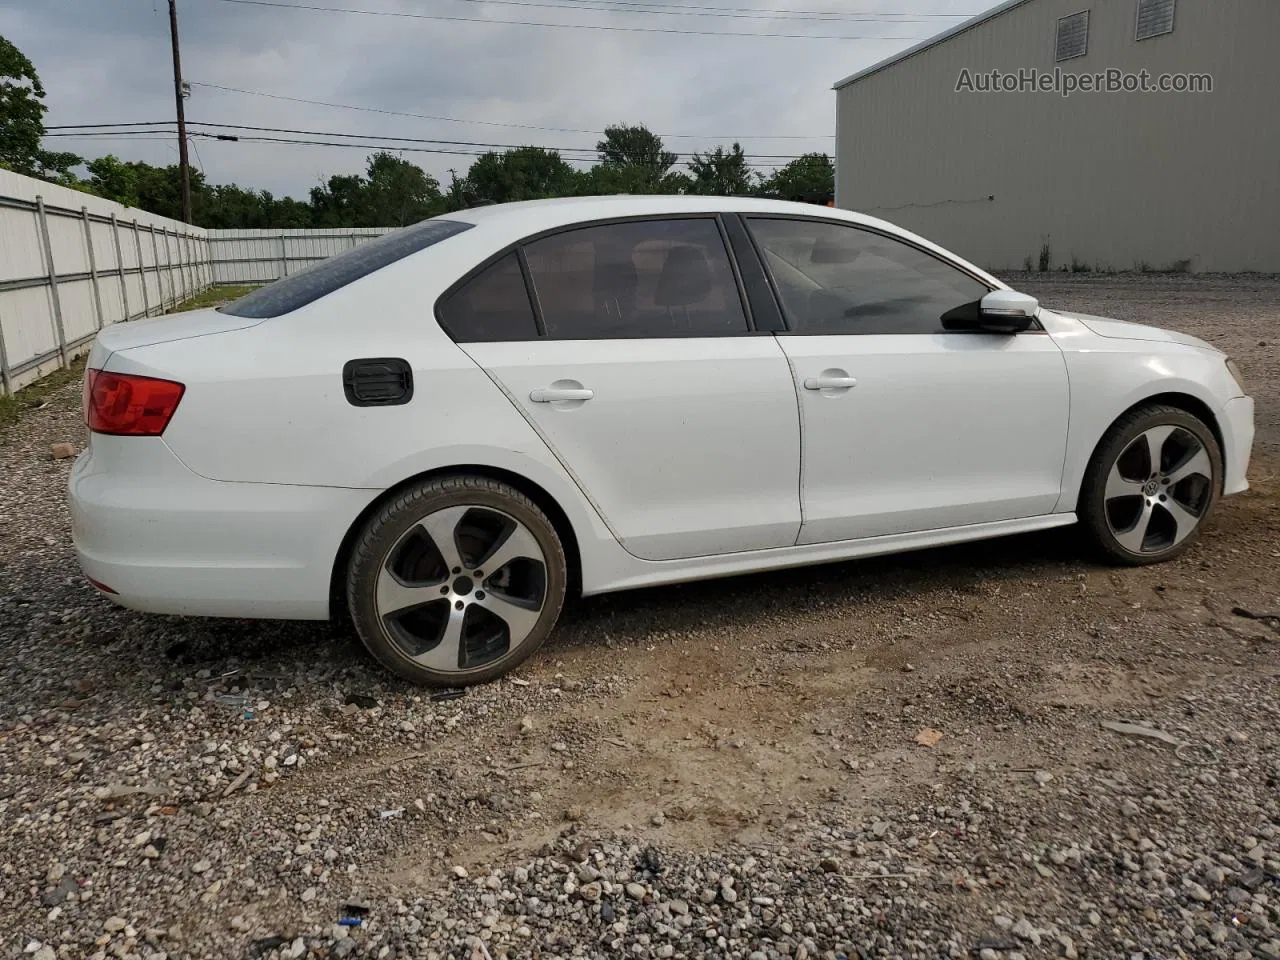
[[1056, 312, 1220, 352], [95, 308, 263, 356]]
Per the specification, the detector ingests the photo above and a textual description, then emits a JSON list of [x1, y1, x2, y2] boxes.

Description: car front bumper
[[69, 435, 375, 620]]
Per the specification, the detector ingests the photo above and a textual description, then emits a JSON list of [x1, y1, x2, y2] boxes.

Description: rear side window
[[522, 218, 749, 339], [437, 252, 539, 342], [219, 218, 473, 319]]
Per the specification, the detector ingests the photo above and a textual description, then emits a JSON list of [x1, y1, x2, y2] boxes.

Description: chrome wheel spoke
[[1113, 500, 1155, 554], [1163, 498, 1203, 545], [1105, 463, 1145, 501], [1166, 445, 1211, 485], [478, 523, 543, 575], [1140, 424, 1177, 476], [474, 591, 542, 644], [411, 605, 467, 671], [417, 506, 470, 574]]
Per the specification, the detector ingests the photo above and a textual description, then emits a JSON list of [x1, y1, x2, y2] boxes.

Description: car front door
[[441, 216, 802, 562], [745, 216, 1069, 545]]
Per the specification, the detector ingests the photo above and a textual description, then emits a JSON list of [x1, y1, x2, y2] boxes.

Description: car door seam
[[775, 335, 808, 544], [1048, 337, 1075, 514], [454, 343, 626, 540]]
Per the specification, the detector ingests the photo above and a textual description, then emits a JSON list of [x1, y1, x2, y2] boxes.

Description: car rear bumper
[[68, 435, 375, 620], [1221, 395, 1254, 497]]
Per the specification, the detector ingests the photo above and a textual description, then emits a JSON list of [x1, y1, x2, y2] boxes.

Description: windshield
[[218, 218, 474, 319]]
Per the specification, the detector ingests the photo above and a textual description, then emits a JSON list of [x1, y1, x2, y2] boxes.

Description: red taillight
[[85, 370, 185, 436]]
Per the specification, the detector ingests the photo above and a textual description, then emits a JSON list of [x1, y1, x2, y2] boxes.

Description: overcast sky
[[1, 0, 978, 200]]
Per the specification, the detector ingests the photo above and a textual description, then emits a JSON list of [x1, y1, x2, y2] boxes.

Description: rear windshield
[[219, 218, 474, 319]]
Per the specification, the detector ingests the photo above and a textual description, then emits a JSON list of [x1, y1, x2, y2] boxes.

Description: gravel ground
[[1, 274, 1278, 960]]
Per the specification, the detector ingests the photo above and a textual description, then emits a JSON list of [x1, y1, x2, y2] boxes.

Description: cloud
[[1, 0, 976, 198]]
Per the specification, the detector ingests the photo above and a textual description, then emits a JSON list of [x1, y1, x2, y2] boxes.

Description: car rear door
[[441, 215, 802, 562], [743, 215, 1069, 545]]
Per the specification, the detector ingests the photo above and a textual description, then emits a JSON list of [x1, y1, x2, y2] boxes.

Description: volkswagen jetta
[[69, 196, 1255, 685]]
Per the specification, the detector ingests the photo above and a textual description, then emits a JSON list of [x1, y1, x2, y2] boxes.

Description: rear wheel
[[347, 475, 567, 686], [1079, 404, 1221, 565]]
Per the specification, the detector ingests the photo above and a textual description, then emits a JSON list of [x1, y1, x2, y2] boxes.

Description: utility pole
[[168, 0, 193, 224]]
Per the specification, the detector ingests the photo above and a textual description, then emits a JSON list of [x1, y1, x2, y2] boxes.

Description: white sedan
[[70, 196, 1255, 686]]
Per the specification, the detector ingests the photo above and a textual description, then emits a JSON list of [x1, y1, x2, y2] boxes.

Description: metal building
[[833, 0, 1280, 273]]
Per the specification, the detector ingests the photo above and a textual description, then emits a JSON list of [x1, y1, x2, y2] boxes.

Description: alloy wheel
[[375, 505, 548, 672], [1103, 424, 1214, 555]]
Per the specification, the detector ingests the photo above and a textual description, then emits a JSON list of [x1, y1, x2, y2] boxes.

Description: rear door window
[[219, 218, 473, 319], [522, 218, 749, 339]]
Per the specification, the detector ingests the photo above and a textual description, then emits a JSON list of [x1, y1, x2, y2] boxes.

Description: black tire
[[346, 475, 567, 686], [1079, 403, 1222, 566]]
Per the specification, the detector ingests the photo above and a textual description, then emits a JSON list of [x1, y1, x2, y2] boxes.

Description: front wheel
[[346, 475, 567, 686], [1079, 403, 1222, 565]]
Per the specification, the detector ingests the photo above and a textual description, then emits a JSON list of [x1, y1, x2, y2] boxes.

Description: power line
[[213, 0, 927, 40], [315, 0, 973, 23], [516, 0, 976, 19], [215, 134, 787, 167], [192, 83, 605, 135], [49, 129, 806, 170], [221, 134, 784, 167], [45, 134, 179, 142], [48, 121, 823, 159], [48, 122, 182, 130], [153, 82, 839, 140]]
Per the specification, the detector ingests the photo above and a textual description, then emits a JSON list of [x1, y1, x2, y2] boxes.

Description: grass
[[172, 284, 258, 313], [0, 355, 87, 432]]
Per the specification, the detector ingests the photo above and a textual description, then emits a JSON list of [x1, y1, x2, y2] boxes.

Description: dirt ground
[[0, 273, 1277, 960]]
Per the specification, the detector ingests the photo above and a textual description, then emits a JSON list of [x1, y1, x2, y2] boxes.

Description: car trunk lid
[[93, 308, 264, 359]]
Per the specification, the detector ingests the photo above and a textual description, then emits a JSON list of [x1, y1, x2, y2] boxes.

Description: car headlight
[[1225, 358, 1248, 396]]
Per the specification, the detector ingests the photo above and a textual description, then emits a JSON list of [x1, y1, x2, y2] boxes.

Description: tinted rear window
[[437, 252, 540, 342], [219, 218, 474, 319]]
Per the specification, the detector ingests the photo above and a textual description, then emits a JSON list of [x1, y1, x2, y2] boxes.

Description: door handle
[[530, 386, 594, 403], [803, 376, 858, 391]]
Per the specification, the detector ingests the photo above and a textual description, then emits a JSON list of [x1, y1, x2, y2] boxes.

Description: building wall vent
[[1056, 10, 1090, 61], [1136, 0, 1176, 40]]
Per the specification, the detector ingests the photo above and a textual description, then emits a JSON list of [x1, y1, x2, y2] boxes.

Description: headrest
[[655, 244, 712, 307]]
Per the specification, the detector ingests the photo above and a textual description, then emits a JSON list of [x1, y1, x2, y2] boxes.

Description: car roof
[[445, 194, 856, 230], [436, 195, 1007, 291]]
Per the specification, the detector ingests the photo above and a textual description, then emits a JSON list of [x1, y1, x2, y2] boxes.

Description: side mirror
[[977, 290, 1039, 333]]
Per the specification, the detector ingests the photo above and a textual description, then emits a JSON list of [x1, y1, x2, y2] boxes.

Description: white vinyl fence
[[0, 169, 211, 395], [0, 169, 406, 397], [208, 228, 391, 284]]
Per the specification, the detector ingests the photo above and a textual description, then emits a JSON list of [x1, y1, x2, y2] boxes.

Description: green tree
[[308, 153, 444, 227], [203, 183, 312, 229], [86, 155, 140, 207], [0, 34, 81, 178], [686, 143, 756, 196], [133, 161, 207, 221], [362, 152, 444, 226], [465, 147, 577, 204], [573, 162, 685, 197], [758, 153, 834, 201], [595, 123, 677, 191], [309, 173, 368, 227]]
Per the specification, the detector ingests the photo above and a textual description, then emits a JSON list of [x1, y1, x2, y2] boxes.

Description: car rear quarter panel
[[102, 238, 621, 582], [1049, 324, 1247, 512]]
